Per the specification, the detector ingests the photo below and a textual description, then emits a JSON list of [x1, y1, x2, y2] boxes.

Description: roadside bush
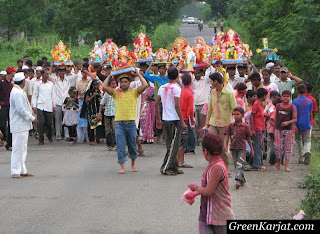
[[301, 139, 320, 219], [151, 23, 179, 51]]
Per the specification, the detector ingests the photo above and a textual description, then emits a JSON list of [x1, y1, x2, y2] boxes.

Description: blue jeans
[[251, 130, 264, 169], [115, 121, 137, 164]]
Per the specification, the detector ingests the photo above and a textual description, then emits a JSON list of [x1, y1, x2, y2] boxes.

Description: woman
[[81, 79, 104, 145], [139, 83, 155, 143]]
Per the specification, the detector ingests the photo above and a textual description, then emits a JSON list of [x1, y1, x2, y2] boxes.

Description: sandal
[[179, 163, 193, 168], [163, 171, 177, 176], [176, 169, 184, 174]]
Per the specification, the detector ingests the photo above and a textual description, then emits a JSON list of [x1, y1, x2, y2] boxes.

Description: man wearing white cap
[[10, 72, 38, 178], [265, 62, 278, 83], [30, 66, 43, 94]]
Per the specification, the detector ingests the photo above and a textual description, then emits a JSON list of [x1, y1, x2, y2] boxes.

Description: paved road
[[0, 136, 308, 233], [179, 24, 214, 45]]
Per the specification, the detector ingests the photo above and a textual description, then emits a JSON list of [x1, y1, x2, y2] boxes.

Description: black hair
[[262, 68, 272, 75], [25, 60, 33, 67], [297, 84, 307, 94], [168, 67, 178, 80], [305, 82, 313, 93], [272, 97, 282, 106], [215, 61, 223, 65], [109, 78, 116, 85], [182, 73, 192, 85], [17, 59, 23, 64], [246, 90, 256, 99], [83, 63, 89, 69], [157, 64, 166, 69], [233, 106, 245, 115], [254, 63, 262, 68], [23, 55, 29, 59], [257, 88, 268, 98], [42, 56, 48, 61], [248, 72, 261, 80], [209, 72, 223, 84], [28, 68, 34, 73], [227, 66, 236, 70], [44, 62, 51, 68], [83, 58, 89, 62], [270, 90, 280, 97], [37, 60, 43, 66], [236, 82, 247, 92]]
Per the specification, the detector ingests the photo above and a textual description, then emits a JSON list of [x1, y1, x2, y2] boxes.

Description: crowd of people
[[0, 53, 317, 232]]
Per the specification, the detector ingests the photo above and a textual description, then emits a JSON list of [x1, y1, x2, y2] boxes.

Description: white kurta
[[10, 84, 35, 175]]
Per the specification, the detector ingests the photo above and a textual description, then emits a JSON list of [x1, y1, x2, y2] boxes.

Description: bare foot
[[276, 161, 281, 170], [131, 166, 138, 172], [118, 169, 125, 174], [285, 168, 292, 172]]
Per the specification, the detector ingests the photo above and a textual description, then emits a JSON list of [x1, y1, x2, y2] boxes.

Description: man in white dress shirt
[[49, 67, 78, 140], [32, 68, 55, 145], [10, 72, 38, 179]]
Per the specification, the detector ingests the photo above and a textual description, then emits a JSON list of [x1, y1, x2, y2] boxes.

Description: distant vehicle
[[186, 17, 199, 24], [182, 17, 188, 23]]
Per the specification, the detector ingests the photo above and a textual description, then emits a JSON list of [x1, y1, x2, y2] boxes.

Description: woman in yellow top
[[103, 69, 148, 174]]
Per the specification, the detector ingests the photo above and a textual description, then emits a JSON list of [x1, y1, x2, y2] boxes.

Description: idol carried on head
[[102, 38, 118, 65], [51, 40, 73, 65], [153, 48, 170, 64], [193, 36, 212, 68], [89, 40, 104, 64], [110, 45, 136, 81], [256, 38, 279, 62], [133, 32, 153, 63]]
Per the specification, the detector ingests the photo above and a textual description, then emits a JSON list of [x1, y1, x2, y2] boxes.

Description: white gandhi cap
[[13, 72, 25, 82]]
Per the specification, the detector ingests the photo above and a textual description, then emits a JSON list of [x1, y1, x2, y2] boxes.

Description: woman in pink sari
[[140, 85, 155, 143]]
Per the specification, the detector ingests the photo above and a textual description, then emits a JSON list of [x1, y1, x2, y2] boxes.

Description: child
[[250, 88, 268, 171], [98, 78, 116, 150], [235, 82, 247, 110], [264, 91, 280, 165], [245, 90, 257, 112], [274, 90, 297, 171], [224, 107, 253, 189], [293, 84, 313, 165], [188, 133, 234, 233], [77, 91, 88, 143], [62, 87, 80, 144]]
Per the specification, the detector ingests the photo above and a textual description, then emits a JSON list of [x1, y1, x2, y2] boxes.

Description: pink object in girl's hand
[[181, 188, 199, 205]]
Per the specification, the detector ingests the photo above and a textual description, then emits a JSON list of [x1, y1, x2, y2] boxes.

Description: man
[[144, 63, 169, 143], [227, 66, 244, 89], [103, 70, 148, 174], [10, 72, 38, 178], [32, 69, 55, 145], [206, 72, 237, 170], [193, 68, 210, 145], [0, 71, 7, 79], [49, 67, 78, 140], [274, 67, 302, 95], [22, 68, 33, 104], [220, 20, 224, 32], [266, 62, 278, 83], [65, 65, 79, 88], [23, 55, 29, 65], [213, 19, 218, 34], [155, 67, 187, 176], [17, 60, 23, 70], [273, 62, 281, 79], [30, 66, 43, 95], [42, 56, 48, 66], [293, 84, 313, 165], [0, 66, 16, 151], [76, 68, 92, 92]]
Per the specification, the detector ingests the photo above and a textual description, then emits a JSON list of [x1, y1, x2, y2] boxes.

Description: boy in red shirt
[[305, 82, 318, 127], [224, 107, 253, 189], [178, 73, 195, 168], [250, 88, 268, 171]]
